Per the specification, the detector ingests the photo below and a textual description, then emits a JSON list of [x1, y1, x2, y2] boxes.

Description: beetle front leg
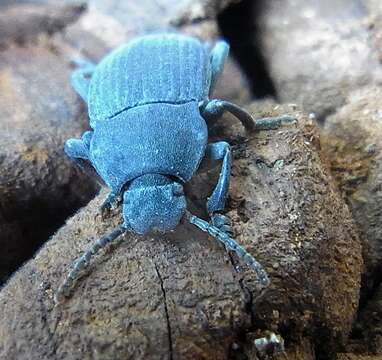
[[100, 190, 122, 217], [64, 130, 96, 183], [65, 130, 93, 161], [205, 141, 233, 235], [66, 129, 122, 215]]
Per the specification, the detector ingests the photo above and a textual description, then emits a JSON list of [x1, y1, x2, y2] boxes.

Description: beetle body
[[66, 33, 229, 234], [58, 33, 284, 299], [89, 36, 211, 200], [91, 101, 207, 197]]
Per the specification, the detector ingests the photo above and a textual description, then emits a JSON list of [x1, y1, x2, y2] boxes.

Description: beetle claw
[[100, 192, 122, 219], [211, 213, 234, 237], [100, 203, 112, 220]]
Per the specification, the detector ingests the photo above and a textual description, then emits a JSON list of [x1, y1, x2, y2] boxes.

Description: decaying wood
[[0, 104, 362, 359], [321, 86, 382, 292], [258, 0, 382, 120], [0, 41, 98, 283], [349, 281, 382, 355], [196, 102, 363, 356], [321, 87, 382, 358], [0, 3, 86, 48], [336, 354, 382, 360]]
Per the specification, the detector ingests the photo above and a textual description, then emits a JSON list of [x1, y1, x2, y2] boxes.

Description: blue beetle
[[57, 33, 294, 300]]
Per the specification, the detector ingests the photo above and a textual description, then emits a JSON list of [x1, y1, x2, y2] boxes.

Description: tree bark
[[321, 87, 382, 293], [0, 39, 99, 284], [0, 3, 85, 48]]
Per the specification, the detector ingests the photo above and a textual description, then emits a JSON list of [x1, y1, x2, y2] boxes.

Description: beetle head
[[122, 174, 186, 235]]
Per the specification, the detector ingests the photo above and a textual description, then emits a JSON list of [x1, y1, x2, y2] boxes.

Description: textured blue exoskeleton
[[57, 33, 295, 300]]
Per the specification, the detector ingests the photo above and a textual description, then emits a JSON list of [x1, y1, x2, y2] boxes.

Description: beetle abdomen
[[88, 33, 211, 126]]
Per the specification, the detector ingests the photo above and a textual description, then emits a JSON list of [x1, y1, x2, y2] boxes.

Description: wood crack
[[154, 263, 173, 360]]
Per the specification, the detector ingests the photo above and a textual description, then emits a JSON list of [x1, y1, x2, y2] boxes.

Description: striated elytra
[[58, 33, 295, 301]]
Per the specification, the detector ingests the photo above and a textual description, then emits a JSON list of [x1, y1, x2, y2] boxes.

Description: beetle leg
[[186, 211, 270, 286], [252, 114, 297, 130], [201, 99, 256, 132], [201, 99, 297, 133], [100, 191, 122, 218], [71, 60, 96, 103], [209, 41, 229, 95], [211, 213, 233, 237], [65, 130, 93, 161], [64, 130, 97, 181], [205, 141, 234, 235]]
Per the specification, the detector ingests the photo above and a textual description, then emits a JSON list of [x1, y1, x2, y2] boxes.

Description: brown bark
[[337, 355, 382, 360], [0, 104, 362, 359], [321, 87, 382, 358], [321, 87, 382, 291], [0, 3, 85, 48], [258, 0, 382, 120], [0, 40, 99, 283]]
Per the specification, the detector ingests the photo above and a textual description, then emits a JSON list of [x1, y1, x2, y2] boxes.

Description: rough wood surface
[[337, 354, 382, 360], [259, 0, 382, 120], [350, 282, 382, 355], [0, 40, 98, 283], [0, 104, 362, 359], [365, 0, 382, 65], [0, 3, 85, 47], [321, 87, 382, 292], [321, 87, 382, 358]]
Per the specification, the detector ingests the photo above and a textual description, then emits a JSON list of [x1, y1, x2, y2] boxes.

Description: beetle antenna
[[55, 224, 127, 303], [185, 211, 270, 286]]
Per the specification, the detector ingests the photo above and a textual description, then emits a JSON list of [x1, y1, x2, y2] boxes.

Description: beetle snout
[[122, 174, 187, 235]]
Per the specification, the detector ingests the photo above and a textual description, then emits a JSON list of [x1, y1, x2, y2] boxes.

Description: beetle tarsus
[[254, 115, 297, 131], [211, 213, 233, 237]]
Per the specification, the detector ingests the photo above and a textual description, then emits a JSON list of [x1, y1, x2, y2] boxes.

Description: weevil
[[57, 33, 295, 300]]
